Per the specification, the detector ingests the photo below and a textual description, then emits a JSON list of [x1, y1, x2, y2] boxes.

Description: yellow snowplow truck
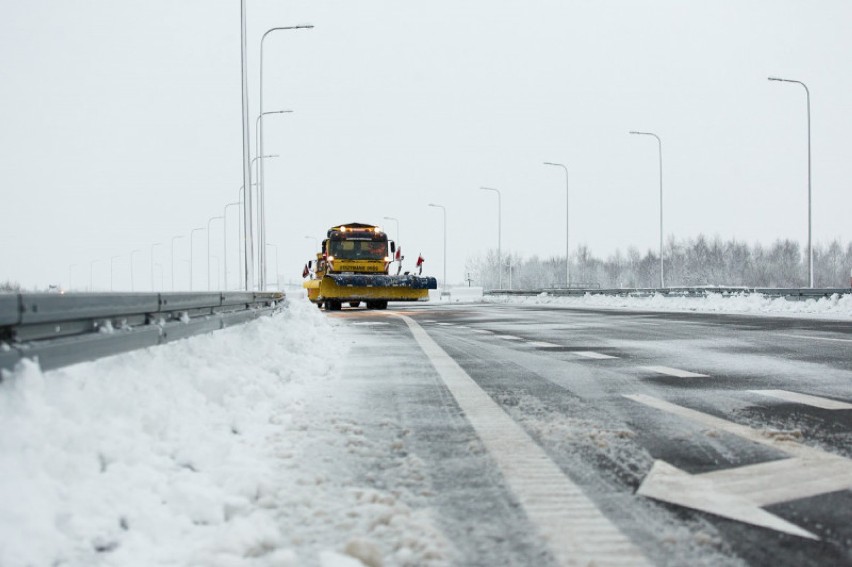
[[303, 222, 437, 310]]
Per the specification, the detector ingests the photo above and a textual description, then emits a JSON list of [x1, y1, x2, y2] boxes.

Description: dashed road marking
[[436, 322, 453, 326], [399, 314, 652, 566], [777, 333, 852, 344], [497, 335, 524, 341], [575, 351, 618, 360], [749, 389, 852, 410], [528, 341, 562, 348], [642, 365, 708, 378], [472, 329, 493, 334]]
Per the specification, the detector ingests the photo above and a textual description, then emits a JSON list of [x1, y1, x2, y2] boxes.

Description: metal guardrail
[[0, 292, 284, 373], [485, 286, 852, 299]]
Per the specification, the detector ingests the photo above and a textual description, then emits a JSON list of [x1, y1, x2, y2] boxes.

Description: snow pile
[[0, 299, 341, 566], [486, 291, 852, 318]]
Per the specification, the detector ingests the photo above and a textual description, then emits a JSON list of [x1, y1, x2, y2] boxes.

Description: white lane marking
[[575, 351, 618, 360], [399, 314, 652, 566], [436, 322, 453, 326], [421, 320, 436, 324], [456, 325, 469, 329], [497, 335, 524, 341], [625, 393, 852, 540], [528, 341, 562, 348], [472, 329, 493, 334], [642, 366, 708, 378], [777, 333, 852, 344], [749, 389, 852, 410]]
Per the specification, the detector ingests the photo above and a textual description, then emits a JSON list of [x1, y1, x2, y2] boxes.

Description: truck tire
[[349, 301, 361, 308]]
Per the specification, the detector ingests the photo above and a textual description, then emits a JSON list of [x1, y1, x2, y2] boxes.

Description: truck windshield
[[329, 240, 388, 260]]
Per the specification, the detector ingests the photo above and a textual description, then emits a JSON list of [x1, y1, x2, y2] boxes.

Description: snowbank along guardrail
[[484, 287, 851, 299], [0, 291, 284, 373]]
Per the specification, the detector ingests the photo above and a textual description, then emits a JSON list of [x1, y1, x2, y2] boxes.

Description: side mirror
[[308, 260, 313, 269], [390, 241, 396, 254]]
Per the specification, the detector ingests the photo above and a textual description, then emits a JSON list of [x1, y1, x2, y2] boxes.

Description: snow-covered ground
[[0, 297, 442, 567], [483, 291, 852, 319]]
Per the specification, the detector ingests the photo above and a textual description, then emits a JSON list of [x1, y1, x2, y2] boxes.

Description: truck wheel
[[349, 301, 361, 308], [375, 300, 388, 310], [317, 302, 323, 309]]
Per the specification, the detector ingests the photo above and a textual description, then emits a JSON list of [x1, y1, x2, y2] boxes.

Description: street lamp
[[629, 131, 665, 288], [130, 249, 141, 291], [249, 156, 278, 287], [480, 187, 502, 290], [543, 162, 570, 287], [171, 235, 185, 291], [768, 76, 814, 288], [190, 227, 205, 291], [428, 203, 447, 295], [224, 202, 241, 290], [258, 24, 312, 289], [266, 243, 279, 290], [255, 112, 292, 290], [150, 243, 162, 291], [207, 216, 223, 291]]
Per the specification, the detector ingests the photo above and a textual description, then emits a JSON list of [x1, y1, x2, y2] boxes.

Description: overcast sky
[[2, 1, 851, 290]]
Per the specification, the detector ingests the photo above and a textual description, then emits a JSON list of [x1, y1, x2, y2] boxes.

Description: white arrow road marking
[[625, 393, 852, 540], [642, 366, 708, 378], [575, 351, 618, 360], [749, 389, 852, 410], [399, 314, 652, 566]]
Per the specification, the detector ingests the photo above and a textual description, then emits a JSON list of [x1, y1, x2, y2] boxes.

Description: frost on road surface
[[0, 298, 448, 567]]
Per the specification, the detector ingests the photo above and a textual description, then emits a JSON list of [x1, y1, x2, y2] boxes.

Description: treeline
[[465, 236, 852, 290]]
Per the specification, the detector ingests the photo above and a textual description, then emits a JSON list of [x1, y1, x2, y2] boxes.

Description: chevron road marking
[[400, 314, 652, 566], [625, 393, 852, 540], [749, 389, 852, 410]]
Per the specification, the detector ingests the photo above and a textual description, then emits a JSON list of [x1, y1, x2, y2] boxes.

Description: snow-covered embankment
[[0, 298, 344, 566]]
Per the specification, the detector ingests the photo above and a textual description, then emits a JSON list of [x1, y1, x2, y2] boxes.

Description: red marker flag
[[395, 247, 402, 261], [302, 264, 309, 278], [416, 254, 424, 275]]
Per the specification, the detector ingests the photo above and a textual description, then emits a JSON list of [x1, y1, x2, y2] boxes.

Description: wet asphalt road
[[329, 303, 852, 566]]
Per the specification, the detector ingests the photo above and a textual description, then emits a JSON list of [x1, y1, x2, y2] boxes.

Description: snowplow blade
[[308, 274, 437, 302]]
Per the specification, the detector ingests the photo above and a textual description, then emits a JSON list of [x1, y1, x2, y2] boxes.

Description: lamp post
[[150, 243, 162, 291], [255, 112, 292, 290], [190, 227, 205, 291], [207, 216, 223, 291], [428, 203, 447, 295], [171, 235, 185, 291], [249, 156, 277, 286], [629, 131, 665, 288], [239, 0, 252, 293], [768, 76, 814, 288], [543, 162, 570, 288], [258, 24, 312, 289], [266, 243, 279, 290], [130, 249, 141, 292], [224, 202, 240, 290], [480, 187, 502, 290], [110, 255, 120, 292]]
